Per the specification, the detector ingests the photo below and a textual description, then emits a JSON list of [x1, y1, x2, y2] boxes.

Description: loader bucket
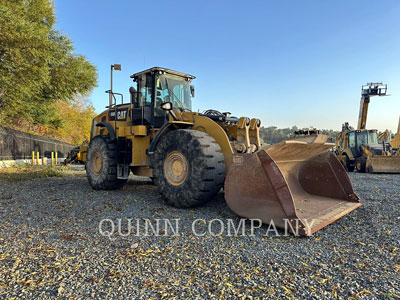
[[287, 133, 329, 144], [224, 141, 361, 236], [366, 156, 400, 173]]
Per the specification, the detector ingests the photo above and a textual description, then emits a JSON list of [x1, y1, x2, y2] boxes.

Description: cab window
[[138, 74, 153, 106], [356, 132, 368, 147], [156, 78, 170, 107], [348, 132, 356, 148], [368, 132, 378, 144], [156, 74, 192, 111]]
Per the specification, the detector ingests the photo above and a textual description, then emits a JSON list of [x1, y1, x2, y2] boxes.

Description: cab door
[[348, 132, 359, 158], [131, 73, 154, 125]]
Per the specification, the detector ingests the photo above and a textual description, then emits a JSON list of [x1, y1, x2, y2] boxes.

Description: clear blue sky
[[54, 0, 400, 132]]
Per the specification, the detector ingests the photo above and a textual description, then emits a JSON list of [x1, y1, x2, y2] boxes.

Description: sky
[[54, 0, 400, 132]]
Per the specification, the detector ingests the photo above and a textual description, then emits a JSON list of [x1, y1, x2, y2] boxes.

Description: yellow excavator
[[336, 83, 400, 173], [80, 65, 361, 235], [378, 129, 391, 144]]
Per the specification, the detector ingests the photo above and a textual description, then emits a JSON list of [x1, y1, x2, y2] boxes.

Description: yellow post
[[36, 152, 40, 166], [32, 151, 35, 166], [55, 152, 58, 166], [42, 156, 46, 166], [51, 152, 54, 167]]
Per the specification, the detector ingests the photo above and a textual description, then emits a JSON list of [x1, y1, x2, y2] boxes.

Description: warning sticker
[[232, 155, 244, 165]]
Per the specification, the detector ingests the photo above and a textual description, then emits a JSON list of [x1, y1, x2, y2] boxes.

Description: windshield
[[356, 131, 378, 146], [356, 132, 368, 146], [368, 131, 378, 144], [156, 74, 192, 111]]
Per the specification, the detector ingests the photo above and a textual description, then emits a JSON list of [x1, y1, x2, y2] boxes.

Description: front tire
[[151, 129, 225, 208], [355, 156, 367, 173], [86, 135, 128, 190], [345, 155, 355, 172]]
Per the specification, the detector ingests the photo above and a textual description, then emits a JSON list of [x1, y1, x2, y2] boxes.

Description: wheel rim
[[356, 160, 361, 170], [91, 151, 103, 175], [164, 151, 188, 186]]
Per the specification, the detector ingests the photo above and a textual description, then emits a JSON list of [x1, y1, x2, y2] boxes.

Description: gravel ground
[[0, 171, 399, 299]]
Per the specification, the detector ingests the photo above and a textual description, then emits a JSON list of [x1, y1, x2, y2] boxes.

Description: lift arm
[[357, 83, 387, 130]]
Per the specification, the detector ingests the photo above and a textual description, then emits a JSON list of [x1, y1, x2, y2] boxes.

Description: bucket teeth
[[224, 141, 361, 236]]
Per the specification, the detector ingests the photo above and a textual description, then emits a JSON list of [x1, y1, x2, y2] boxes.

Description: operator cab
[[348, 129, 380, 157], [130, 67, 195, 127]]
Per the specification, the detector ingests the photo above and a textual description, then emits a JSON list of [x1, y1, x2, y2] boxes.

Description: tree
[[48, 96, 97, 145], [0, 0, 97, 133]]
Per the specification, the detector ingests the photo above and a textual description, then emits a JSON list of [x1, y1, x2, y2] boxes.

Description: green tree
[[0, 0, 97, 129]]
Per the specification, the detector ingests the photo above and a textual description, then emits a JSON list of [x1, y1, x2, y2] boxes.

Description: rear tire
[[86, 135, 128, 190], [151, 129, 225, 208], [355, 156, 367, 173]]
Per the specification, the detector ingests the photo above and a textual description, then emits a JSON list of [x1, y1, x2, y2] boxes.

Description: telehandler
[[83, 65, 360, 235], [336, 83, 400, 173]]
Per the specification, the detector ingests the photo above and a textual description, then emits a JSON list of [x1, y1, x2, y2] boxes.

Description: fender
[[95, 122, 116, 141], [192, 115, 234, 171], [147, 121, 193, 163], [343, 148, 355, 161], [147, 116, 234, 172]]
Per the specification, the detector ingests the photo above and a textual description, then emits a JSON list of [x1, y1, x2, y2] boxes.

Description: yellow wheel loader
[[84, 65, 360, 235], [336, 83, 400, 173]]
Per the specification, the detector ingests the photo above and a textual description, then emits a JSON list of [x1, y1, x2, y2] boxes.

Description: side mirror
[[190, 85, 195, 98], [161, 102, 173, 110], [129, 86, 137, 94]]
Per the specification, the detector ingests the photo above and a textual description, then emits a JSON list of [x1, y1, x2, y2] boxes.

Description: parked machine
[[288, 129, 329, 144], [82, 65, 361, 235], [64, 144, 88, 165], [378, 129, 391, 144], [379, 117, 400, 155], [392, 117, 400, 155], [336, 83, 400, 173]]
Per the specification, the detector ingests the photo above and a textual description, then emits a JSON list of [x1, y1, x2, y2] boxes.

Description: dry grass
[[0, 165, 65, 182]]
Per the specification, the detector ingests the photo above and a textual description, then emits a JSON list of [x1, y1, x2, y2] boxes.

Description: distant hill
[[260, 126, 340, 144]]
